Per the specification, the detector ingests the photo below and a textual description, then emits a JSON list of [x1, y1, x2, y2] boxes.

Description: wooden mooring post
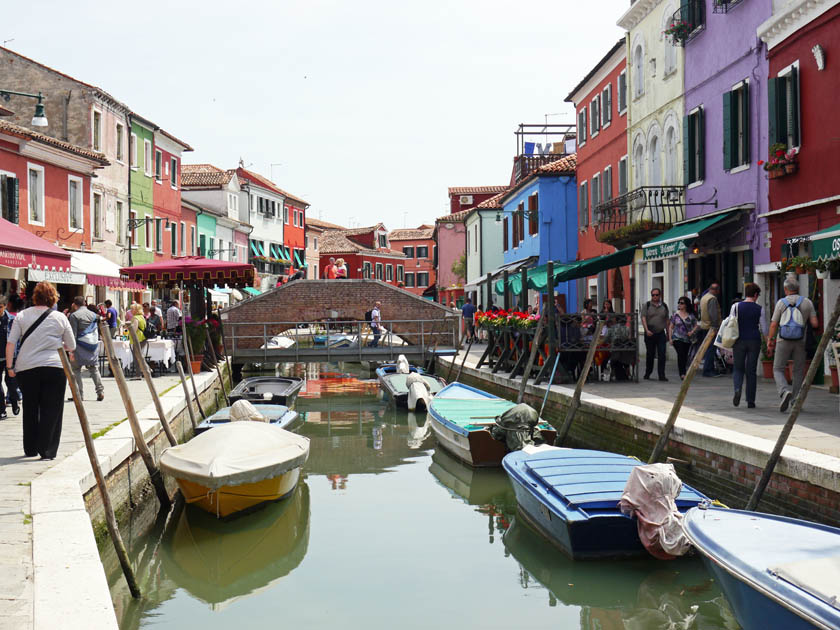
[[555, 319, 604, 446], [205, 323, 230, 407], [126, 323, 177, 447], [517, 309, 547, 404], [176, 361, 198, 431]]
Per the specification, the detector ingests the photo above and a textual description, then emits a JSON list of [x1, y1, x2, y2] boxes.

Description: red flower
[[775, 149, 785, 157], [757, 160, 764, 166]]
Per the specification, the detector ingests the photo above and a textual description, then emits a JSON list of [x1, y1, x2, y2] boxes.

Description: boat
[[195, 403, 300, 435], [427, 382, 557, 467], [501, 447, 710, 559], [229, 376, 304, 407], [260, 335, 295, 350], [683, 506, 840, 630], [160, 422, 310, 518], [161, 482, 310, 611], [312, 332, 357, 347], [376, 364, 445, 410]]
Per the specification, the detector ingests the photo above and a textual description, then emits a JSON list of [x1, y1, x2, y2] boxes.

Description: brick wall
[[222, 279, 458, 349]]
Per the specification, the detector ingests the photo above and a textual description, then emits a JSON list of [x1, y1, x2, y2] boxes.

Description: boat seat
[[770, 555, 840, 611]]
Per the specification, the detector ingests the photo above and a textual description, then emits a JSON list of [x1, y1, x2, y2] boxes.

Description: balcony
[[594, 186, 685, 249], [511, 123, 576, 185], [665, 0, 705, 46], [512, 155, 566, 185], [712, 0, 743, 13]]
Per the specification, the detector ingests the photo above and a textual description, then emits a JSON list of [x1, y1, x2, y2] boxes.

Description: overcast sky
[[8, 0, 630, 228]]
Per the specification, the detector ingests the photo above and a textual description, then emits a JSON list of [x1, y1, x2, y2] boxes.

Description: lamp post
[[0, 89, 48, 127]]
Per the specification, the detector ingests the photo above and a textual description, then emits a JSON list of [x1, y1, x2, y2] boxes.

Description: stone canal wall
[[440, 358, 840, 526]]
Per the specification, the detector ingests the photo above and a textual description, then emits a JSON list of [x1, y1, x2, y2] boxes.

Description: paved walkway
[[445, 345, 840, 458], [0, 372, 180, 630]]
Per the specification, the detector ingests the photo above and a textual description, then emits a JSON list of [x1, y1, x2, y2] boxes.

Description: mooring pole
[[126, 323, 177, 447], [205, 323, 230, 406], [454, 337, 474, 383], [519, 268, 527, 312], [647, 327, 717, 464], [503, 270, 510, 311], [98, 320, 171, 510], [179, 286, 206, 420], [517, 308, 547, 404], [539, 352, 562, 418], [555, 318, 604, 446], [59, 347, 141, 599], [176, 361, 198, 431], [746, 292, 840, 511]]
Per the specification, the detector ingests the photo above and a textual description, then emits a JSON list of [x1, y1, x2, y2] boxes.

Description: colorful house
[[388, 225, 436, 297], [128, 117, 156, 266], [318, 224, 407, 285], [435, 209, 469, 307], [464, 193, 506, 306], [305, 217, 346, 279], [447, 186, 508, 215], [151, 128, 192, 261], [283, 193, 309, 276], [236, 166, 288, 289]]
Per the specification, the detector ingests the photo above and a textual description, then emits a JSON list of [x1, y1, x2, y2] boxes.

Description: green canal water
[[108, 363, 740, 629]]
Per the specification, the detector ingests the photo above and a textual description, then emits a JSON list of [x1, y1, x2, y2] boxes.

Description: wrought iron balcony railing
[[593, 186, 685, 248], [665, 0, 705, 46], [712, 0, 743, 13], [512, 154, 565, 185]]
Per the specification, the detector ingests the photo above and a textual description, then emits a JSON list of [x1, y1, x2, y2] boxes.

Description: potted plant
[[759, 143, 797, 178], [185, 317, 207, 373], [663, 19, 692, 42], [760, 337, 774, 379]]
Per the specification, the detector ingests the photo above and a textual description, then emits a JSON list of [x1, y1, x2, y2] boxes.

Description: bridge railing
[[224, 318, 459, 364]]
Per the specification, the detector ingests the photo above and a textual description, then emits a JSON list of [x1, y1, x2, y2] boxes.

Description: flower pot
[[761, 359, 774, 379], [795, 266, 806, 274], [768, 169, 781, 179], [191, 355, 204, 374], [784, 162, 797, 174]]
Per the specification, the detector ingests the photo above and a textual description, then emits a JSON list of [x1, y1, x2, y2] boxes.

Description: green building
[[129, 117, 155, 265]]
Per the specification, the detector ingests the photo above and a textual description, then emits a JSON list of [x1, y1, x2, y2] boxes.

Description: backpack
[[74, 317, 100, 365], [145, 317, 159, 340], [779, 296, 805, 340], [364, 309, 373, 322]]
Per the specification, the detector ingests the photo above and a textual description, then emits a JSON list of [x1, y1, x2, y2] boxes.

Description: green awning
[[258, 241, 265, 256], [521, 260, 585, 293], [643, 212, 738, 261], [294, 251, 303, 267], [270, 244, 280, 259], [243, 287, 261, 296], [249, 240, 259, 256], [554, 247, 637, 283], [810, 222, 840, 259]]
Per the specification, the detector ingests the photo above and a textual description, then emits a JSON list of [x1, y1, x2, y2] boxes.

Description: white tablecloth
[[98, 340, 134, 370], [146, 339, 176, 366]]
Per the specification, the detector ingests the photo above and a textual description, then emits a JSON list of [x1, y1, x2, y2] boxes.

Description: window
[[618, 156, 628, 195], [723, 81, 750, 170], [93, 191, 102, 238], [129, 209, 137, 248], [416, 245, 428, 258], [191, 225, 196, 255], [633, 140, 646, 187], [155, 218, 163, 252], [769, 65, 800, 149], [28, 165, 44, 225], [170, 224, 176, 256], [116, 123, 124, 162], [155, 150, 163, 181], [602, 85, 612, 127], [180, 221, 186, 253], [397, 265, 404, 283], [69, 177, 83, 230], [512, 209, 519, 244], [116, 200, 124, 244], [403, 246, 414, 258], [684, 107, 705, 184], [473, 224, 478, 252], [633, 45, 644, 98], [283, 206, 289, 223], [144, 140, 152, 176], [649, 134, 661, 187], [417, 272, 429, 287], [618, 70, 628, 113], [603, 166, 613, 201], [665, 126, 678, 183], [517, 205, 525, 242], [217, 238, 223, 259], [130, 133, 137, 168], [579, 181, 589, 228], [144, 214, 151, 250], [528, 193, 539, 235], [386, 265, 393, 281], [198, 233, 206, 257], [378, 233, 388, 248], [170, 157, 178, 188], [577, 108, 587, 145], [590, 96, 601, 136], [591, 174, 601, 224], [404, 272, 415, 288], [92, 110, 102, 151], [363, 261, 372, 278], [375, 263, 383, 280], [503, 216, 509, 251]]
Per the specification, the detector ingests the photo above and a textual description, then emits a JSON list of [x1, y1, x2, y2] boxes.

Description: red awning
[[87, 274, 146, 290], [120, 256, 256, 288], [0, 218, 72, 270]]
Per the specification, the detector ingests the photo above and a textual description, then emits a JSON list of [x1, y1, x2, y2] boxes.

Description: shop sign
[[811, 234, 840, 260], [643, 240, 686, 261], [27, 268, 86, 285]]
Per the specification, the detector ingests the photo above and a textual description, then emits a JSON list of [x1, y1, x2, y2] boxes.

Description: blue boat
[[502, 447, 710, 560], [683, 506, 840, 630], [195, 404, 300, 435]]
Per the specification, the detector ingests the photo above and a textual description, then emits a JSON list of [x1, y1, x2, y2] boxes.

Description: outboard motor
[[229, 400, 268, 423], [406, 372, 431, 411], [489, 403, 541, 451], [396, 354, 410, 374]]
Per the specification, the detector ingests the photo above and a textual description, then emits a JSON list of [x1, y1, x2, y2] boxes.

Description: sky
[[7, 0, 631, 228]]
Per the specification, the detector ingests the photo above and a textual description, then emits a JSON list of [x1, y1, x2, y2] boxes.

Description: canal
[[107, 363, 740, 629]]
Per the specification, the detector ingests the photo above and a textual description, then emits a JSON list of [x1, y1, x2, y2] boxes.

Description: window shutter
[[768, 76, 782, 146], [683, 115, 691, 183], [787, 67, 799, 147], [606, 85, 612, 123], [722, 90, 733, 170], [697, 108, 705, 181], [503, 217, 508, 251], [583, 108, 587, 142], [741, 82, 750, 164]]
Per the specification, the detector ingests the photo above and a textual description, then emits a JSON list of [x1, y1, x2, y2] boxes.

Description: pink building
[[434, 209, 469, 307]]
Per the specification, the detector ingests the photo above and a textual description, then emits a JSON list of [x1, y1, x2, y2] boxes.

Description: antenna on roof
[[3, 39, 14, 48]]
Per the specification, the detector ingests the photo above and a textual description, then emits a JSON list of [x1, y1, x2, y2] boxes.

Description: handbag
[[715, 304, 740, 349]]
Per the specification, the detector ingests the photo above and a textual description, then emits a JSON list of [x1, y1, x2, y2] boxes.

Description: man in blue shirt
[[104, 299, 119, 339], [461, 297, 477, 344], [0, 297, 21, 419]]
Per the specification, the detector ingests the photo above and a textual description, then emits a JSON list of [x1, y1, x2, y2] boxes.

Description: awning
[[554, 247, 637, 284], [294, 251, 303, 267], [490, 257, 539, 294], [250, 240, 260, 257], [121, 256, 256, 288], [0, 217, 72, 271], [243, 287, 261, 296], [642, 211, 739, 261], [71, 252, 146, 289], [809, 222, 840, 259]]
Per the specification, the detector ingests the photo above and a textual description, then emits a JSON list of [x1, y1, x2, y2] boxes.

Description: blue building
[[498, 155, 579, 310]]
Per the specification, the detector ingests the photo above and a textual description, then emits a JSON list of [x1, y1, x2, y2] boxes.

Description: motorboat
[[195, 403, 300, 435], [229, 376, 304, 407], [160, 422, 310, 518], [260, 335, 295, 350], [501, 447, 710, 560], [376, 363, 445, 410], [683, 506, 840, 630], [427, 382, 556, 467]]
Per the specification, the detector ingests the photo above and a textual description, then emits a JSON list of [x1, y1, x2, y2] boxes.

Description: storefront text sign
[[643, 240, 686, 261], [27, 268, 86, 285]]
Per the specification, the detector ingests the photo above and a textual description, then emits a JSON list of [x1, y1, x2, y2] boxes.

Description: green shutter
[[787, 67, 799, 147], [741, 82, 750, 164], [697, 108, 705, 181], [683, 115, 690, 184], [768, 76, 782, 145], [722, 91, 733, 170]]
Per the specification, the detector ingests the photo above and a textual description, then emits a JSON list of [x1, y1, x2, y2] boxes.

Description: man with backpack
[[767, 276, 820, 412], [67, 297, 104, 402], [641, 288, 670, 381]]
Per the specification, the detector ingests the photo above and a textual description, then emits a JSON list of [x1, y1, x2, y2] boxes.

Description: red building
[[447, 186, 507, 215], [152, 130, 192, 260], [179, 199, 200, 257], [318, 224, 407, 285], [565, 39, 631, 312], [283, 194, 309, 274], [387, 225, 436, 296]]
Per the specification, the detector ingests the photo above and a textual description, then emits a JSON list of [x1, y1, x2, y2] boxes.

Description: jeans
[[16, 366, 66, 458], [370, 324, 381, 347], [72, 361, 104, 398], [702, 333, 717, 376], [673, 339, 691, 377], [0, 360, 20, 412], [773, 338, 806, 399], [644, 331, 666, 378], [733, 338, 760, 404]]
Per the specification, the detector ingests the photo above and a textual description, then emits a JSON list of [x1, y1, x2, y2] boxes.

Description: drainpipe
[[62, 91, 72, 141], [127, 112, 133, 268]]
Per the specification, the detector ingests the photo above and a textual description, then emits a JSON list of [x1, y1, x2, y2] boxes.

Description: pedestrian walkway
[[0, 374, 180, 630], [445, 346, 840, 457]]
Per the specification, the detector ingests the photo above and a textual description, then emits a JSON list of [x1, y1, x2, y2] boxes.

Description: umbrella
[[120, 256, 255, 288]]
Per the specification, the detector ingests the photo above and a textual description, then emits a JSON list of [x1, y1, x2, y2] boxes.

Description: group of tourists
[[322, 257, 348, 279]]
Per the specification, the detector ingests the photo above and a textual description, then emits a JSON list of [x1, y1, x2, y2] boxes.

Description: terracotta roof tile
[[181, 164, 235, 188], [0, 120, 109, 165], [388, 227, 434, 240], [436, 208, 474, 223], [536, 154, 577, 174], [341, 224, 385, 237], [475, 190, 508, 209], [448, 185, 508, 196], [319, 229, 407, 258], [306, 217, 346, 230]]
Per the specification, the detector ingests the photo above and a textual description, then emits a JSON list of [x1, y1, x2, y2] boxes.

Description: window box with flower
[[759, 143, 798, 179]]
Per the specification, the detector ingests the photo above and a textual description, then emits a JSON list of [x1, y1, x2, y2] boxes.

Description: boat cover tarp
[[489, 403, 541, 451], [618, 463, 691, 560], [229, 400, 268, 423], [385, 373, 444, 394], [160, 422, 309, 490], [430, 398, 516, 428], [770, 556, 840, 611]]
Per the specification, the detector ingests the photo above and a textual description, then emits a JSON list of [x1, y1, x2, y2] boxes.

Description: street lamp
[[0, 89, 48, 127], [127, 216, 171, 266]]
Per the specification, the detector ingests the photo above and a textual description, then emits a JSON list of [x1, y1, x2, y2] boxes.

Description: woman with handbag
[[668, 297, 699, 380], [4, 282, 75, 460], [731, 282, 766, 408]]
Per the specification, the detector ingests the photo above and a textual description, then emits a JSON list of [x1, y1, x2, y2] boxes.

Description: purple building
[[681, 0, 772, 304]]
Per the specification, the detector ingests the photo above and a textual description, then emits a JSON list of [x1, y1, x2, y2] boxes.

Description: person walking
[[731, 282, 767, 409], [641, 288, 669, 381], [5, 282, 75, 460], [67, 296, 105, 402], [104, 299, 119, 339], [699, 282, 722, 377], [767, 276, 820, 412], [166, 300, 182, 333], [461, 296, 477, 344], [335, 258, 348, 279], [668, 297, 698, 380], [0, 297, 21, 419], [369, 301, 382, 347]]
